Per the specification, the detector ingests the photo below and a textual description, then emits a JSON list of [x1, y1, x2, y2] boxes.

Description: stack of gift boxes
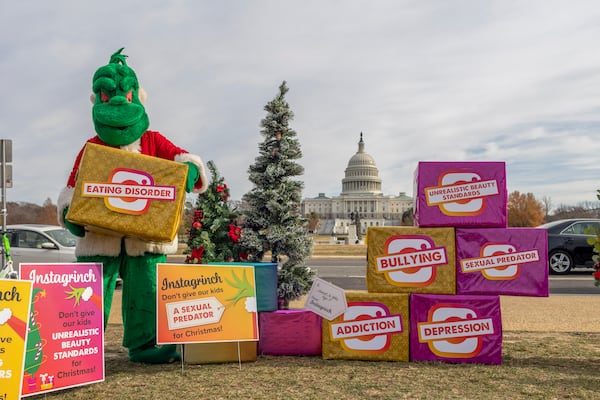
[[259, 161, 549, 365], [69, 143, 547, 364]]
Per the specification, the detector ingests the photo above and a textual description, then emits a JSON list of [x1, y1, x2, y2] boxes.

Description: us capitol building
[[301, 133, 413, 236]]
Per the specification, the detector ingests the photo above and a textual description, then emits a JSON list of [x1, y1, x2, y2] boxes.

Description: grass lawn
[[31, 240, 600, 399], [33, 325, 600, 400], [31, 294, 600, 400]]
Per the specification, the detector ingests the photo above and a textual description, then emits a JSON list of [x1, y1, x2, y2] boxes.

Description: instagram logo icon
[[82, 168, 176, 216], [330, 302, 403, 354], [424, 170, 499, 217], [480, 243, 520, 280], [375, 235, 447, 287], [437, 171, 484, 216], [460, 242, 540, 281], [105, 169, 155, 215], [417, 303, 494, 359]]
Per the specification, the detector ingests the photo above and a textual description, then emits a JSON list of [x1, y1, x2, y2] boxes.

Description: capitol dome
[[341, 133, 382, 195]]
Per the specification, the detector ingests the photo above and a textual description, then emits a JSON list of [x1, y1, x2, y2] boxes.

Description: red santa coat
[[58, 131, 207, 257]]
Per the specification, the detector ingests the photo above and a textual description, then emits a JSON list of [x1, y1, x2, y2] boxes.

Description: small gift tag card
[[304, 278, 347, 320]]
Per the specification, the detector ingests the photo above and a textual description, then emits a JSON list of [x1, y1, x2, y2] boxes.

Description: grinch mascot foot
[[129, 342, 180, 364]]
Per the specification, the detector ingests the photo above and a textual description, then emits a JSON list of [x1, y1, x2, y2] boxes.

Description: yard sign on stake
[[18, 263, 104, 397], [0, 278, 32, 400], [157, 264, 259, 369]]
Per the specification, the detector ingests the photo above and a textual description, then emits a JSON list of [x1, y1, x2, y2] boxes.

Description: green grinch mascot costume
[[58, 48, 207, 363]]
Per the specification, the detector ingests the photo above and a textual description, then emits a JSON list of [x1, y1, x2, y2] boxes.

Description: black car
[[537, 218, 600, 274]]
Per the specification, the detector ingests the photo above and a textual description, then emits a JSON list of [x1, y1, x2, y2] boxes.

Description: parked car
[[537, 218, 600, 274], [3, 224, 78, 269]]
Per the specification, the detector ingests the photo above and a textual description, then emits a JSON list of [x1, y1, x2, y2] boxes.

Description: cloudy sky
[[2, 0, 600, 212]]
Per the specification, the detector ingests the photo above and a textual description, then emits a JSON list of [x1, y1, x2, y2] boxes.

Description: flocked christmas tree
[[241, 81, 314, 306], [185, 160, 245, 263]]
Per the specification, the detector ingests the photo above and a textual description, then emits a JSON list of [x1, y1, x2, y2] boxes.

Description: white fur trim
[[75, 232, 123, 257], [138, 87, 147, 104], [174, 153, 208, 194], [124, 236, 178, 256], [74, 232, 178, 257], [57, 186, 75, 228], [120, 139, 141, 153]]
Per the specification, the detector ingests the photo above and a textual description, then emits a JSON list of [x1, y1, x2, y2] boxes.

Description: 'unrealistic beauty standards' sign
[[0, 279, 32, 400], [18, 263, 104, 397], [157, 264, 259, 344]]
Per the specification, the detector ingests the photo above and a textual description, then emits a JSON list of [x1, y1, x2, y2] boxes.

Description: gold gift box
[[322, 291, 409, 361], [366, 226, 456, 294], [66, 143, 187, 242]]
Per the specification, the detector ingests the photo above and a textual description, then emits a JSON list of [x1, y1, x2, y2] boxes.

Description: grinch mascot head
[[59, 48, 207, 364], [91, 48, 149, 146]]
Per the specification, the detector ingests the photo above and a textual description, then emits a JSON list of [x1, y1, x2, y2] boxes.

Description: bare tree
[[541, 196, 552, 221], [306, 212, 320, 233]]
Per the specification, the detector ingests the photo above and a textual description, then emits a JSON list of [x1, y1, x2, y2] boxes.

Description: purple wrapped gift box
[[456, 228, 549, 297], [414, 161, 507, 228], [258, 310, 322, 356], [410, 293, 503, 365]]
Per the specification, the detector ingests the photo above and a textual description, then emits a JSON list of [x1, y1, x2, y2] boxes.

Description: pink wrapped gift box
[[414, 161, 507, 228], [410, 294, 503, 365], [258, 310, 322, 356], [456, 228, 549, 297]]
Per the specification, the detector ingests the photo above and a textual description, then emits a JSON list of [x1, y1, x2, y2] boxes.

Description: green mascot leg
[[77, 255, 121, 330], [121, 253, 179, 364], [79, 252, 179, 364]]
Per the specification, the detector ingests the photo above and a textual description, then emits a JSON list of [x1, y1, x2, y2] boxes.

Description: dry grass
[[175, 237, 367, 259], [310, 243, 367, 257], [33, 241, 599, 399], [34, 325, 600, 400]]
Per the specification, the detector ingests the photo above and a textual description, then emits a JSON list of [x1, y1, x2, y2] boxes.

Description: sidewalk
[[108, 290, 600, 332]]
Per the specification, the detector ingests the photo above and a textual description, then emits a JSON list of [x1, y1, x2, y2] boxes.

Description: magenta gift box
[[410, 293, 502, 365], [413, 161, 507, 227], [258, 310, 322, 356], [455, 228, 549, 297]]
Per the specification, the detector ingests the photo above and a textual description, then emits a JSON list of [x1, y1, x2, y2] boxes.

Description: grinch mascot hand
[[58, 48, 208, 364]]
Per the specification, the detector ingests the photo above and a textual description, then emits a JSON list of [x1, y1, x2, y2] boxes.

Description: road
[[306, 257, 599, 295]]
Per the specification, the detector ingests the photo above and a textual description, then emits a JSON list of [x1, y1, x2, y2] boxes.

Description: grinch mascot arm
[[57, 48, 207, 364]]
